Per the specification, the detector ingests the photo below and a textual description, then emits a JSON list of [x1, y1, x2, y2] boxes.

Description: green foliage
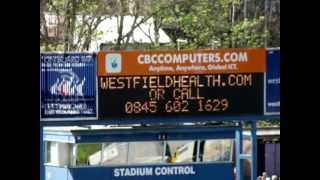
[[76, 144, 101, 165], [242, 120, 280, 129], [154, 0, 273, 49], [227, 16, 268, 48], [40, 44, 64, 51], [257, 120, 280, 128], [41, 0, 280, 51]]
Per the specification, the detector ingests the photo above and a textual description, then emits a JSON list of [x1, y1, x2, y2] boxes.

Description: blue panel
[[40, 126, 45, 180], [45, 166, 69, 180], [265, 143, 280, 177], [44, 134, 75, 143], [67, 163, 234, 180], [40, 53, 97, 120], [265, 49, 280, 115], [43, 129, 75, 143], [251, 121, 257, 180], [275, 144, 280, 177], [235, 127, 243, 180]]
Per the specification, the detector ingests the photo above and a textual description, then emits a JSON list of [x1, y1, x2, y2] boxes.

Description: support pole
[[40, 124, 45, 180], [251, 121, 257, 180], [235, 122, 243, 180]]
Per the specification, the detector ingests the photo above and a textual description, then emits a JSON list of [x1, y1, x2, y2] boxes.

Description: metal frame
[[40, 125, 45, 180], [266, 47, 280, 50], [235, 123, 243, 180], [196, 140, 201, 162], [251, 121, 257, 180], [40, 115, 279, 127], [235, 121, 258, 180]]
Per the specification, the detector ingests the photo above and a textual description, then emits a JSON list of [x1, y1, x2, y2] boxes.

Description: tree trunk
[[64, 0, 71, 52], [264, 0, 268, 47], [63, 0, 77, 52], [115, 0, 126, 50], [123, 15, 138, 49], [244, 0, 247, 19], [153, 16, 161, 47], [82, 17, 106, 51], [69, 0, 77, 51], [40, 0, 50, 51], [231, 1, 236, 48]]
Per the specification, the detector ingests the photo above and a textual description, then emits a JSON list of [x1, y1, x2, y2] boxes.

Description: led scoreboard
[[97, 48, 266, 119]]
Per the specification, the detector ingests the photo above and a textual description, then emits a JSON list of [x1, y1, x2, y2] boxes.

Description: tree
[[153, 0, 274, 49], [40, 0, 113, 51], [40, 0, 49, 50], [40, 0, 74, 51], [74, 0, 115, 51], [40, 0, 65, 51], [40, 0, 280, 51], [226, 16, 268, 48], [112, 0, 155, 50]]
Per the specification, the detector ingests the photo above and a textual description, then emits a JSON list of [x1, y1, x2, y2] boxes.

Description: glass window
[[166, 140, 197, 163], [76, 143, 102, 166], [202, 139, 233, 162], [70, 138, 235, 167], [243, 139, 252, 154], [127, 141, 166, 164], [45, 141, 52, 163], [99, 142, 129, 165], [45, 141, 58, 165], [45, 141, 73, 166]]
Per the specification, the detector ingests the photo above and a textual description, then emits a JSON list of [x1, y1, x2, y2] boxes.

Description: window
[[49, 139, 235, 167], [99, 143, 129, 165], [202, 139, 233, 162], [166, 140, 197, 163], [45, 141, 58, 164], [243, 139, 252, 154], [45, 141, 73, 166], [45, 141, 53, 163], [76, 143, 102, 166], [128, 141, 166, 164]]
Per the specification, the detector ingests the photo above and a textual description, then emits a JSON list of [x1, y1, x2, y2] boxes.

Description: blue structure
[[40, 123, 259, 180]]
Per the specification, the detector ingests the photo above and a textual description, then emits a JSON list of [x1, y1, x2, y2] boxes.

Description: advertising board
[[264, 48, 280, 115], [97, 48, 266, 120], [40, 53, 97, 120]]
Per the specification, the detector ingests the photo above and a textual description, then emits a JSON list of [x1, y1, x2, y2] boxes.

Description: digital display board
[[41, 53, 97, 120], [264, 48, 280, 115], [98, 49, 266, 119]]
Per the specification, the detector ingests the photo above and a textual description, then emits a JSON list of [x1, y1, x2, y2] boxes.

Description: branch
[[137, 24, 154, 44], [123, 14, 139, 48], [40, 12, 49, 41], [121, 14, 153, 41]]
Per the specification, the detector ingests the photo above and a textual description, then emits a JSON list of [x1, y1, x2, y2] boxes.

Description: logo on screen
[[106, 53, 122, 73], [50, 71, 85, 97]]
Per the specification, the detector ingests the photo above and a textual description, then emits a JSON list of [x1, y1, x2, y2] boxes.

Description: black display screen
[[98, 73, 263, 119]]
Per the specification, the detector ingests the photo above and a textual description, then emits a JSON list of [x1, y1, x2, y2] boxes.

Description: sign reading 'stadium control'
[[98, 48, 266, 119]]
